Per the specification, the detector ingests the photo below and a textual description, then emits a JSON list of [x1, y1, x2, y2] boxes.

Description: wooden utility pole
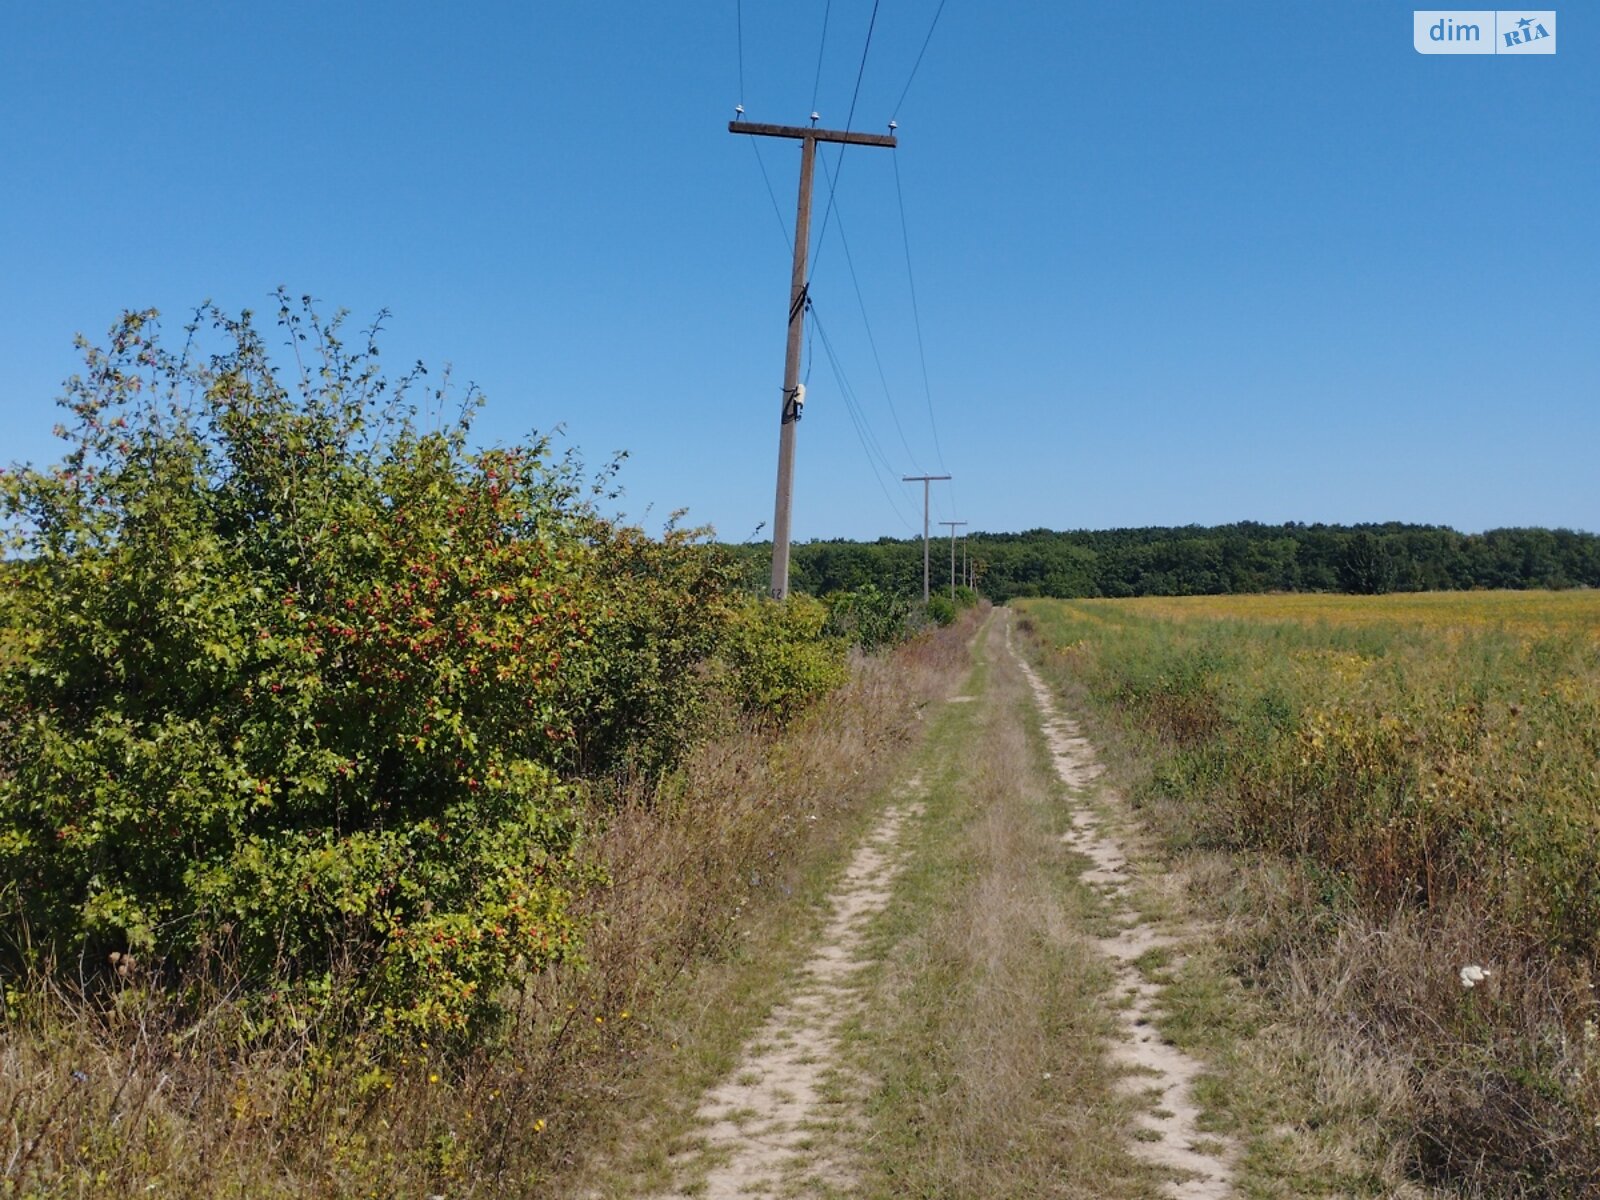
[[940, 520, 967, 599], [903, 474, 951, 602], [729, 117, 897, 600]]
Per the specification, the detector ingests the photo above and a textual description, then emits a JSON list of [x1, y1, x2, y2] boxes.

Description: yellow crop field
[[1015, 584, 1600, 970], [1074, 588, 1600, 638], [1016, 590, 1600, 1181], [1014, 591, 1600, 941]]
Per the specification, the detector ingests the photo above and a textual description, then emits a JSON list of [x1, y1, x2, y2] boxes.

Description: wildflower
[[429, 1072, 440, 1084], [1459, 965, 1491, 989], [534, 1118, 546, 1132]]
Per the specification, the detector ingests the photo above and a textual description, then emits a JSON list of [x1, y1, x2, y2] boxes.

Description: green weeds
[[1018, 596, 1600, 1196]]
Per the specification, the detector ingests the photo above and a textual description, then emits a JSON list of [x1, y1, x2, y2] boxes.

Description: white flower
[[1459, 964, 1491, 989]]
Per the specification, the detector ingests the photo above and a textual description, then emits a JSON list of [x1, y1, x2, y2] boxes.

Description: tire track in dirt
[[1005, 612, 1236, 1199], [651, 779, 924, 1199]]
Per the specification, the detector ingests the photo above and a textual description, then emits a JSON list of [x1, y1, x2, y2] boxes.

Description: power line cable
[[891, 0, 950, 120], [748, 138, 792, 251], [805, 312, 815, 386], [809, 0, 881, 281], [735, 0, 747, 106], [840, 0, 881, 155], [810, 0, 833, 116], [810, 302, 910, 501], [815, 149, 923, 473], [810, 301, 920, 534], [892, 152, 947, 474], [810, 303, 901, 482], [892, 152, 956, 522]]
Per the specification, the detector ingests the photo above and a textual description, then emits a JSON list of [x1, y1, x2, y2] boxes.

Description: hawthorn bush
[[718, 595, 849, 725], [823, 582, 913, 650], [568, 517, 742, 778], [0, 297, 741, 1039]]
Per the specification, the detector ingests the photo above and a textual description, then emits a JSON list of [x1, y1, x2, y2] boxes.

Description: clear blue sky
[[3, 3, 1595, 540]]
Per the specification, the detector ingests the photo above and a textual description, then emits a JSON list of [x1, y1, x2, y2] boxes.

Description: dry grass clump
[[1017, 595, 1600, 1197], [0, 617, 975, 1197], [1214, 869, 1600, 1195]]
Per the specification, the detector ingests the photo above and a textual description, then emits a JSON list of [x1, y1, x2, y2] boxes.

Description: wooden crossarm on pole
[[728, 121, 898, 148]]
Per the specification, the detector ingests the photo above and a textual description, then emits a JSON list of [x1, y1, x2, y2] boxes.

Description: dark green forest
[[735, 523, 1600, 603]]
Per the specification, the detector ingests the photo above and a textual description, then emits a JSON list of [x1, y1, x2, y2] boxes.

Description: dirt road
[[649, 784, 924, 1198], [639, 610, 1233, 1198]]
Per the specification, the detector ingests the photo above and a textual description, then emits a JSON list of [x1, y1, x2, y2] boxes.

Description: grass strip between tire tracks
[[842, 613, 1162, 1199]]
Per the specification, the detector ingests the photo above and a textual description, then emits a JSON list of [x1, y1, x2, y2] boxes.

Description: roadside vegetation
[[0, 299, 974, 1195], [1017, 593, 1600, 1196]]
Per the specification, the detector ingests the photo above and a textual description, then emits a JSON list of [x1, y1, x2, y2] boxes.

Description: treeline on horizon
[[734, 522, 1600, 603]]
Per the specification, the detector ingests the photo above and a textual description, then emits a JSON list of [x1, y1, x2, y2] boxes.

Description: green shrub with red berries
[[0, 296, 754, 1040]]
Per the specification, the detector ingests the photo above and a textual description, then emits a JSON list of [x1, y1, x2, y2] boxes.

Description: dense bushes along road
[[0, 296, 964, 1046]]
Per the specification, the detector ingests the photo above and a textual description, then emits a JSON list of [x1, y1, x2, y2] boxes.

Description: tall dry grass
[[1017, 596, 1600, 1196], [0, 617, 975, 1197]]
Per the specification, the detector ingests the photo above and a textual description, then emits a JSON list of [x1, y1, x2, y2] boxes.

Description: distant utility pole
[[729, 114, 897, 600], [940, 521, 967, 599], [903, 474, 951, 602]]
